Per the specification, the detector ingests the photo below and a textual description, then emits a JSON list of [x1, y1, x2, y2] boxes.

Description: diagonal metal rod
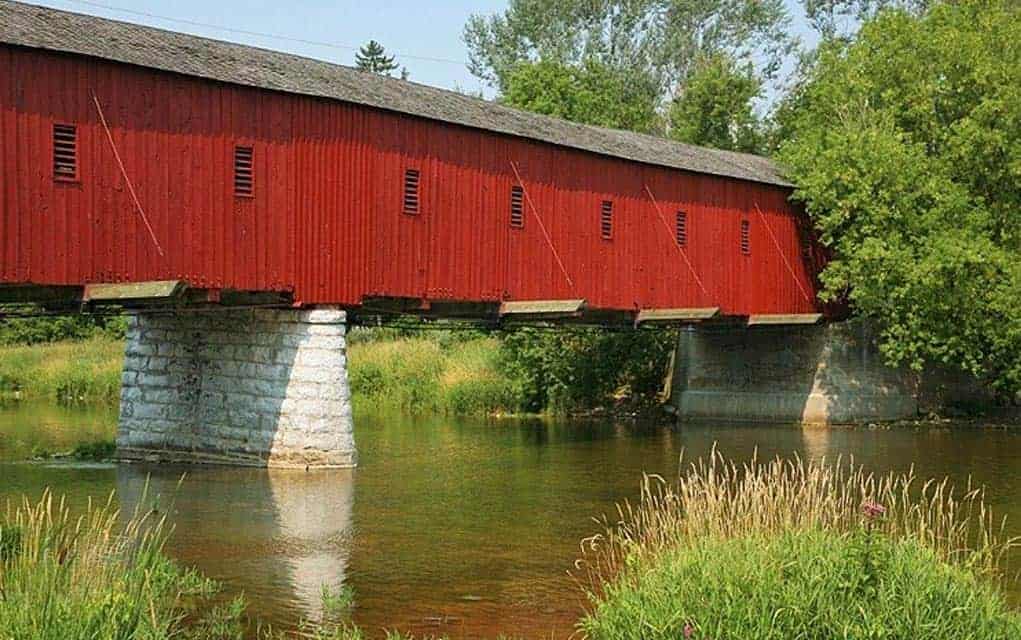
[[510, 161, 574, 289], [92, 91, 165, 257], [643, 184, 709, 298], [754, 202, 812, 303]]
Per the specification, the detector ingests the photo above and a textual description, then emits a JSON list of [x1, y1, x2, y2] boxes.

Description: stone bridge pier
[[669, 320, 989, 424], [117, 308, 356, 468]]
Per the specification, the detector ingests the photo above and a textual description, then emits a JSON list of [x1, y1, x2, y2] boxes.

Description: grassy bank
[[0, 338, 124, 405], [348, 334, 518, 415], [0, 322, 674, 416], [578, 453, 1021, 639]]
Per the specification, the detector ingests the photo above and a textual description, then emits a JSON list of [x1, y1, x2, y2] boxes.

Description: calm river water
[[2, 402, 1021, 638]]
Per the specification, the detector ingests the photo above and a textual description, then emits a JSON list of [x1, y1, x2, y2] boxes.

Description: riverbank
[[3, 452, 1018, 639], [0, 338, 123, 405], [0, 326, 673, 417]]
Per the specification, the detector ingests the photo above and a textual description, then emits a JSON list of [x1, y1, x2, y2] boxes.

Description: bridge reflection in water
[[116, 464, 354, 621]]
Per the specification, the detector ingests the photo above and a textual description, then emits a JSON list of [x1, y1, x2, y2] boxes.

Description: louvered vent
[[510, 185, 524, 228], [234, 146, 253, 197], [600, 201, 613, 240], [403, 169, 420, 215], [740, 220, 751, 255], [675, 211, 687, 246], [53, 123, 77, 181]]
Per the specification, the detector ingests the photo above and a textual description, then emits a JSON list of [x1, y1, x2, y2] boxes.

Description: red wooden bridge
[[0, 0, 824, 326]]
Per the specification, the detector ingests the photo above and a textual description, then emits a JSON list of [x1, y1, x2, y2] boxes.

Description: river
[[2, 402, 1021, 638]]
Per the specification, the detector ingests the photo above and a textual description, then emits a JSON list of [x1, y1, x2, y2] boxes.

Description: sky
[[26, 0, 817, 102]]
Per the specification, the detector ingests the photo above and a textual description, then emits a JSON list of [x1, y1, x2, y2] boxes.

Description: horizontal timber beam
[[500, 299, 586, 321], [83, 280, 186, 302], [636, 307, 720, 325], [747, 313, 823, 326]]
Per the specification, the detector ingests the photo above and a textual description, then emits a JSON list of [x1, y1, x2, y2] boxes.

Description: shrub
[[579, 451, 1020, 640], [0, 490, 229, 639], [498, 327, 674, 413]]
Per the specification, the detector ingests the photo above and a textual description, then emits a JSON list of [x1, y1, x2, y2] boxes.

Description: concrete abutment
[[117, 308, 356, 468], [669, 320, 987, 424]]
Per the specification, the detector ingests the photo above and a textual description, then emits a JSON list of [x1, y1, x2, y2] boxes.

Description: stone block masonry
[[118, 308, 356, 468], [669, 320, 990, 424]]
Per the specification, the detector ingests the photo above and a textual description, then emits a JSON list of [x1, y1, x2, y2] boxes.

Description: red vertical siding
[[0, 46, 820, 316]]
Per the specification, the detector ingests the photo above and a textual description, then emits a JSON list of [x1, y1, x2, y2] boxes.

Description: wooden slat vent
[[600, 200, 613, 240], [403, 169, 420, 214], [234, 145, 254, 197], [53, 123, 77, 181], [510, 185, 524, 228]]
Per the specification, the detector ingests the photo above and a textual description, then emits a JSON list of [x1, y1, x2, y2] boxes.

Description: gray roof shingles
[[0, 0, 791, 187]]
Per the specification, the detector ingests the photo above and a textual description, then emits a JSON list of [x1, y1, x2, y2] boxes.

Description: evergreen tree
[[355, 40, 399, 76]]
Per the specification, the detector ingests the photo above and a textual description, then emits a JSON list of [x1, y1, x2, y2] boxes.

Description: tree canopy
[[668, 54, 763, 152], [463, 0, 793, 100], [501, 59, 661, 134], [355, 40, 400, 76], [778, 0, 1021, 392]]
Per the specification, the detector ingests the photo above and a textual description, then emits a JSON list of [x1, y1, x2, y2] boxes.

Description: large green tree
[[464, 0, 793, 101], [501, 59, 661, 133], [778, 0, 1021, 392], [668, 54, 763, 152]]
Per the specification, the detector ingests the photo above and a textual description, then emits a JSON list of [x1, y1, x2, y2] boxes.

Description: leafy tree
[[802, 0, 930, 40], [778, 0, 1021, 393], [501, 59, 661, 133], [464, 0, 793, 100], [500, 328, 674, 413], [355, 40, 400, 76], [668, 54, 764, 152]]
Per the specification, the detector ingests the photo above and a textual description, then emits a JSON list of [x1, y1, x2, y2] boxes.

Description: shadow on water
[[3, 403, 1021, 637]]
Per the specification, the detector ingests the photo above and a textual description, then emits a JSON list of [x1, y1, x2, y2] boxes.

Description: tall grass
[[0, 489, 227, 639], [0, 337, 123, 405], [578, 449, 1021, 639], [347, 335, 517, 415]]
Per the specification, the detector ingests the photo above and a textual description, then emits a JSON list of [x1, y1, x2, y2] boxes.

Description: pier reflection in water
[[117, 464, 355, 622], [3, 403, 1021, 638]]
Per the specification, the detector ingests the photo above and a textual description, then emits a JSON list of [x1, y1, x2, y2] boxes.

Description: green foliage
[[320, 584, 355, 619], [668, 54, 764, 153], [354, 40, 399, 75], [464, 0, 793, 97], [0, 338, 124, 404], [348, 335, 518, 415], [498, 328, 673, 413], [802, 0, 930, 40], [71, 439, 117, 460], [502, 59, 661, 133], [0, 310, 127, 346], [0, 490, 234, 640], [582, 529, 1021, 640], [778, 0, 1021, 393]]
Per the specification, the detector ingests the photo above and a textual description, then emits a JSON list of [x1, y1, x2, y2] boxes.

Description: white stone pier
[[117, 308, 356, 468]]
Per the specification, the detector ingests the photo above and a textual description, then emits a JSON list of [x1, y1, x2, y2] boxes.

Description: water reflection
[[5, 404, 1021, 638], [116, 464, 355, 621]]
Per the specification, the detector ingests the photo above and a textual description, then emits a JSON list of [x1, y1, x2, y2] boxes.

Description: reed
[[0, 337, 123, 405], [578, 448, 1021, 639], [0, 488, 221, 640]]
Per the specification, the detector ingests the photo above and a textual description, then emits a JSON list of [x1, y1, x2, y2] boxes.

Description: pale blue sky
[[27, 0, 817, 100]]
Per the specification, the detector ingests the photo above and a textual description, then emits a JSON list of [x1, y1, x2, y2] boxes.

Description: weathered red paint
[[0, 45, 822, 316]]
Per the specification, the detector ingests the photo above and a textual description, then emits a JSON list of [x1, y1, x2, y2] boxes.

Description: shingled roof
[[0, 0, 791, 187]]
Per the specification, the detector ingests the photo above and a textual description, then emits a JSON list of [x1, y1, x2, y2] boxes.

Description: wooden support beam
[[0, 285, 83, 305], [636, 307, 720, 325], [747, 313, 823, 326], [500, 299, 586, 320], [83, 280, 186, 302]]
